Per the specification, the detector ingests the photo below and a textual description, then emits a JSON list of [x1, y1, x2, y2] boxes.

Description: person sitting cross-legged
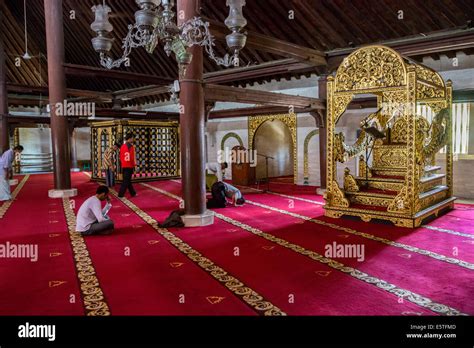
[[76, 186, 114, 236]]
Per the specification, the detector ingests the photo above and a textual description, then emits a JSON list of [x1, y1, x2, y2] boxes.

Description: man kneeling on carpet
[[76, 186, 114, 235], [207, 181, 245, 208]]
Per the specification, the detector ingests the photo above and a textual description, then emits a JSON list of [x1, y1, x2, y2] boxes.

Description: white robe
[[206, 162, 224, 182], [0, 149, 13, 201]]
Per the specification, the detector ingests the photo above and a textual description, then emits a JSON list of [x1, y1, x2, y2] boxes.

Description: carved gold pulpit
[[324, 45, 455, 228]]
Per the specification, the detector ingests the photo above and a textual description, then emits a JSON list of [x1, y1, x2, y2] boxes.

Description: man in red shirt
[[118, 133, 137, 198]]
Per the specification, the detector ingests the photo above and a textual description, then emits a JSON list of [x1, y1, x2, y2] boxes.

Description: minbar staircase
[[335, 143, 456, 228], [350, 167, 447, 209]]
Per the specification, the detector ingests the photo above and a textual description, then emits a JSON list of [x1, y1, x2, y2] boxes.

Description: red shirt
[[120, 143, 136, 168]]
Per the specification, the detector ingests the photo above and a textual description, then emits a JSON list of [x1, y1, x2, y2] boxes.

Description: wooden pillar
[[177, 0, 212, 225], [45, 0, 76, 198], [44, 0, 71, 190], [318, 75, 328, 191], [0, 0, 9, 153]]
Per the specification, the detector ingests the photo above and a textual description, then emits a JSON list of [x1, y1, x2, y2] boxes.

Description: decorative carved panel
[[335, 46, 407, 92]]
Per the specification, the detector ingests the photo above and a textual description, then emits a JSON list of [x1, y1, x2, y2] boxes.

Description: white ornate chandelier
[[90, 0, 247, 75]]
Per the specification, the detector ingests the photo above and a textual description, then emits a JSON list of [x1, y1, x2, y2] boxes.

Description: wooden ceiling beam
[[205, 17, 326, 66], [204, 84, 324, 109], [112, 85, 171, 100], [209, 106, 315, 119], [327, 29, 474, 69], [6, 109, 179, 124], [94, 109, 178, 120], [209, 97, 377, 119], [63, 63, 175, 85], [7, 83, 113, 101], [204, 58, 315, 84], [101, 59, 317, 102]]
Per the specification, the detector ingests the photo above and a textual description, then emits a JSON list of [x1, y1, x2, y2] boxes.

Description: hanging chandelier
[[90, 0, 247, 76]]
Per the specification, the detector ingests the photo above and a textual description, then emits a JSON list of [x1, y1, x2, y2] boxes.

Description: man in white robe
[[0, 146, 23, 202], [206, 162, 228, 182]]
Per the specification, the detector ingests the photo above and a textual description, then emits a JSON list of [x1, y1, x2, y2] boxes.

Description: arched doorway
[[220, 132, 244, 179], [253, 119, 295, 182], [303, 129, 320, 185]]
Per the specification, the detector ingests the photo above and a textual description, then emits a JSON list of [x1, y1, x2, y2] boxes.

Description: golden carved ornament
[[422, 108, 449, 165], [387, 186, 412, 214], [424, 101, 446, 114], [349, 194, 393, 207], [358, 155, 372, 178], [344, 168, 360, 192], [335, 46, 407, 92], [415, 65, 445, 87], [326, 181, 350, 208], [334, 95, 354, 123], [326, 45, 453, 228], [381, 90, 408, 123], [373, 145, 407, 169], [417, 190, 448, 211], [417, 83, 445, 100], [334, 133, 346, 163], [364, 180, 403, 192], [391, 115, 409, 143]]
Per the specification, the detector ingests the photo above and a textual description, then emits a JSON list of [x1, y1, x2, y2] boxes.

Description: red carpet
[[239, 195, 474, 315], [1, 173, 472, 316], [143, 180, 473, 315], [0, 174, 84, 315], [70, 173, 257, 315]]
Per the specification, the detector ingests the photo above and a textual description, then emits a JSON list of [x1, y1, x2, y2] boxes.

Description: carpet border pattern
[[114, 187, 286, 316], [62, 197, 111, 316], [148, 184, 467, 316]]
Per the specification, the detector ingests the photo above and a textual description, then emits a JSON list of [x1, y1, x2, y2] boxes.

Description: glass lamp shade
[[91, 4, 113, 34], [135, 0, 162, 10], [226, 32, 247, 52], [135, 9, 160, 30], [171, 38, 192, 65], [225, 0, 247, 32], [161, 0, 175, 8], [92, 36, 114, 53]]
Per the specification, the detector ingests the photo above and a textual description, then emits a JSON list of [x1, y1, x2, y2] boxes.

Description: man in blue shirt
[[0, 145, 24, 202], [223, 182, 245, 206]]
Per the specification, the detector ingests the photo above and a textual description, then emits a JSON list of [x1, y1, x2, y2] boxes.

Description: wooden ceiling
[[2, 0, 474, 108]]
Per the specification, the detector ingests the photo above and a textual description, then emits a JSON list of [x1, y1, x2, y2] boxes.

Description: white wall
[[19, 128, 52, 154], [16, 127, 92, 172], [74, 127, 91, 161], [207, 117, 248, 180]]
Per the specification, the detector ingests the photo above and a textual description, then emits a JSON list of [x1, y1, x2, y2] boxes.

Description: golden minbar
[[90, 120, 180, 183], [324, 45, 455, 228]]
